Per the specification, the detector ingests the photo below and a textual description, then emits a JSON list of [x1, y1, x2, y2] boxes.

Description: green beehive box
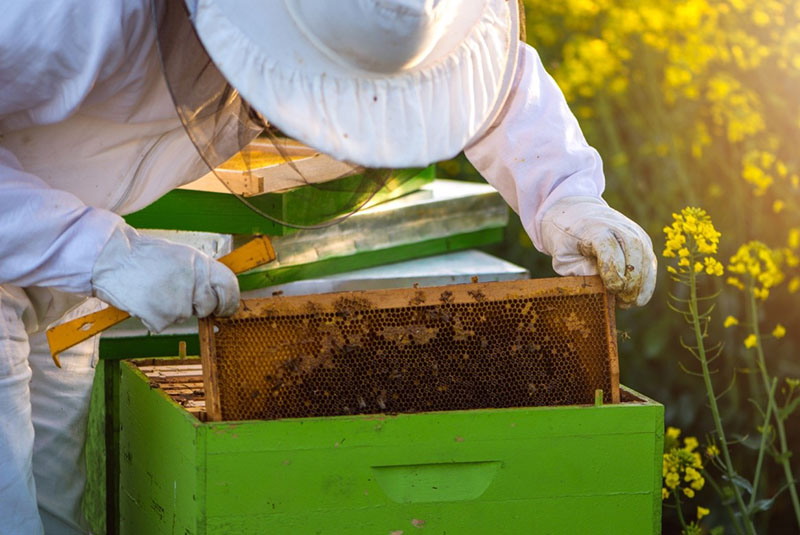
[[116, 359, 664, 535]]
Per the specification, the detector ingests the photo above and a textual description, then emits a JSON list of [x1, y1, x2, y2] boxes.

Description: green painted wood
[[100, 334, 200, 361], [117, 360, 664, 534], [651, 400, 667, 534], [83, 361, 106, 534], [207, 495, 656, 534], [105, 360, 122, 535], [238, 227, 504, 290], [118, 361, 203, 535], [124, 166, 434, 236]]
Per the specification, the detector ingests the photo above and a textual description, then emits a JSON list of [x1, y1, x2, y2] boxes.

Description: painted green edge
[[197, 422, 208, 535], [118, 360, 203, 535], [100, 334, 200, 361], [653, 395, 666, 531], [123, 166, 434, 236], [83, 361, 106, 534], [105, 360, 120, 535], [237, 226, 504, 291], [618, 384, 666, 532]]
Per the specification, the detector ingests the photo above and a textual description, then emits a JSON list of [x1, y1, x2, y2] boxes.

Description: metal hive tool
[[199, 276, 619, 422]]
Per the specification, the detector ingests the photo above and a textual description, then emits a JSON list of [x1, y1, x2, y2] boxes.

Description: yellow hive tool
[[46, 236, 276, 367]]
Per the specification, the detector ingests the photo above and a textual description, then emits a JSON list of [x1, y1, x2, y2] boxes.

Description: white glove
[[540, 196, 657, 308], [91, 225, 240, 332]]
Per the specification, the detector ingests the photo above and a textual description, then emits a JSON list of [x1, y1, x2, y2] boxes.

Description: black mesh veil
[[150, 0, 393, 229]]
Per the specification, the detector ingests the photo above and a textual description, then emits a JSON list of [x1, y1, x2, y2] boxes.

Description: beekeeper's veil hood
[[168, 0, 519, 169]]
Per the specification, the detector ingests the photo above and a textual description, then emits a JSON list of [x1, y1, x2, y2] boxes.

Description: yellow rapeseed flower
[[773, 324, 786, 339], [728, 241, 785, 300], [697, 506, 710, 520], [785, 248, 799, 268], [724, 315, 739, 328], [662, 487, 670, 501], [665, 472, 680, 489], [684, 487, 696, 498], [789, 277, 800, 293], [744, 334, 757, 348], [663, 207, 723, 277], [706, 444, 720, 458], [727, 276, 745, 290], [704, 257, 724, 276], [684, 466, 701, 482], [789, 229, 800, 250], [662, 428, 707, 497]]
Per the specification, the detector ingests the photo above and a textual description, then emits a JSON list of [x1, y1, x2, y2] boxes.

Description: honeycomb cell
[[203, 277, 618, 421]]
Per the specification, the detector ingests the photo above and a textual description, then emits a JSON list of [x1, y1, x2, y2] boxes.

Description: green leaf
[[731, 433, 763, 451], [779, 396, 800, 421], [748, 497, 775, 514], [722, 473, 753, 496], [771, 450, 793, 463]]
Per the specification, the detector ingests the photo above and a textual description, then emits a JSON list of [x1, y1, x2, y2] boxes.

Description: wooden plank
[[605, 292, 621, 404], [198, 319, 222, 422], [232, 275, 606, 319], [154, 375, 205, 384]]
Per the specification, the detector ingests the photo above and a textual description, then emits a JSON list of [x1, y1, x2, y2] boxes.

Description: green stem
[[748, 288, 800, 529], [749, 377, 777, 512], [689, 267, 755, 535], [674, 490, 688, 531], [704, 470, 746, 535]]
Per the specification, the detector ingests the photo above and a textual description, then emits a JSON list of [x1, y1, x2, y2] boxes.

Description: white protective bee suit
[[0, 1, 655, 533]]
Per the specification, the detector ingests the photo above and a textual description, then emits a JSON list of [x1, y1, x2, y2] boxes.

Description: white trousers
[[0, 285, 99, 535]]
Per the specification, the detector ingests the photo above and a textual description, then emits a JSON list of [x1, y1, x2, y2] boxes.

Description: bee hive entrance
[[199, 276, 619, 422]]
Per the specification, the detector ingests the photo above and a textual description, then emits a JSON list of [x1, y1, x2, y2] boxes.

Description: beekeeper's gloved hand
[[90, 225, 240, 332], [540, 197, 657, 308]]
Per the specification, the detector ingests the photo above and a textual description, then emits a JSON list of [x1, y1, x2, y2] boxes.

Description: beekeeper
[[0, 0, 656, 533]]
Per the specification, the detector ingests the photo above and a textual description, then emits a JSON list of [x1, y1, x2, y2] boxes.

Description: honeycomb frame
[[199, 276, 619, 422]]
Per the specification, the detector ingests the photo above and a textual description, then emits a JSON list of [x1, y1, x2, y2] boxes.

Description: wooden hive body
[[118, 359, 663, 534]]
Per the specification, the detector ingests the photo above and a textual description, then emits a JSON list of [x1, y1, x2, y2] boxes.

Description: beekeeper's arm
[[465, 44, 656, 308], [0, 147, 239, 332]]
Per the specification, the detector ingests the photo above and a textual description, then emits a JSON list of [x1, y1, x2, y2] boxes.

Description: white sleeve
[[464, 43, 606, 252], [0, 147, 123, 294]]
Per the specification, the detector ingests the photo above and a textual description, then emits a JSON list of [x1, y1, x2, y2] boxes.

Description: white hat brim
[[191, 0, 519, 168]]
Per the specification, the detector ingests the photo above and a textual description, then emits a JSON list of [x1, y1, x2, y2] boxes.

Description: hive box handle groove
[[372, 461, 501, 503]]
